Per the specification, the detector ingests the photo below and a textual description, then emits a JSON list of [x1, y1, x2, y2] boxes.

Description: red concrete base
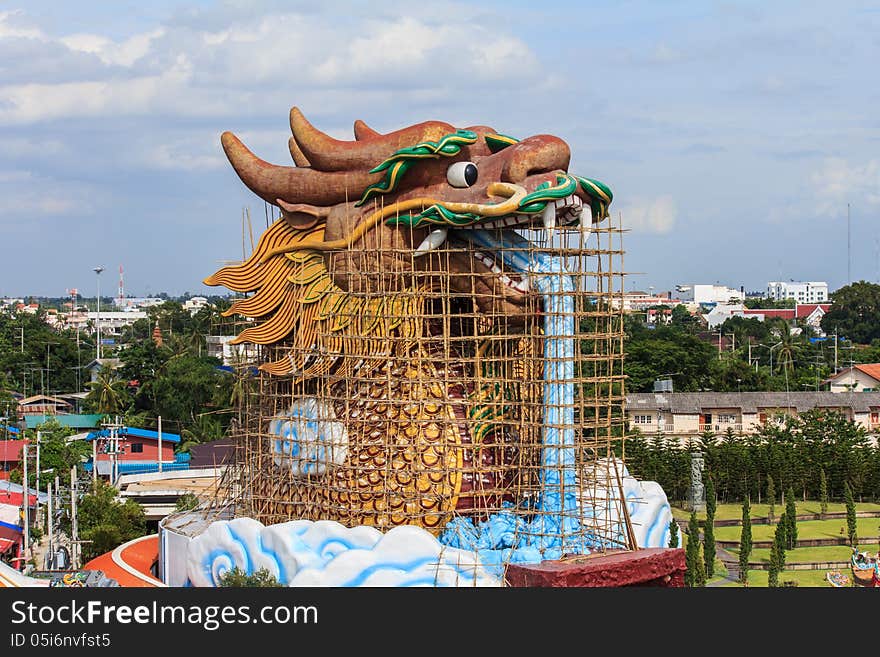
[[505, 548, 686, 587]]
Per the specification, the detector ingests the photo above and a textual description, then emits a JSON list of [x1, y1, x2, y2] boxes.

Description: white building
[[611, 291, 683, 312], [87, 311, 148, 336], [206, 335, 259, 366], [114, 297, 165, 311], [766, 281, 828, 304], [675, 284, 744, 305], [183, 296, 209, 314], [705, 303, 746, 328]]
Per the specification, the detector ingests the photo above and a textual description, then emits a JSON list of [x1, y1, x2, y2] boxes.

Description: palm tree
[[85, 366, 129, 415], [769, 319, 798, 374], [178, 414, 224, 453]]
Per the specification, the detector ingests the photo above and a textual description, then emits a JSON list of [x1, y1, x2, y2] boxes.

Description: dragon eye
[[447, 161, 478, 188]]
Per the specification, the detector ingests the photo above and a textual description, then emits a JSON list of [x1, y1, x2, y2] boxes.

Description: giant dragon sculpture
[[199, 109, 672, 582]]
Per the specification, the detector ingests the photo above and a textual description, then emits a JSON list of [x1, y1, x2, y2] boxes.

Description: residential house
[[84, 358, 122, 384], [626, 391, 880, 445], [825, 364, 880, 393], [742, 303, 831, 336], [17, 395, 72, 418], [0, 440, 26, 481], [85, 427, 185, 480]]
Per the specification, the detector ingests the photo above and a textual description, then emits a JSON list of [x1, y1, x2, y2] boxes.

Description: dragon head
[[219, 108, 612, 319]]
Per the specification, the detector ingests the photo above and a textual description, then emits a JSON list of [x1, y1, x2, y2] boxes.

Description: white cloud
[[619, 196, 677, 234], [0, 10, 44, 40], [810, 157, 880, 215], [0, 169, 100, 217], [0, 10, 539, 125], [144, 143, 225, 171], [0, 136, 68, 158], [60, 28, 165, 67], [0, 55, 203, 124]]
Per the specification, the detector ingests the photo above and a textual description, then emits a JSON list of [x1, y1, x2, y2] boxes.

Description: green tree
[[844, 481, 858, 546], [766, 474, 776, 522], [669, 304, 701, 332], [84, 365, 131, 416], [819, 467, 828, 517], [739, 497, 752, 584], [149, 354, 230, 432], [668, 519, 679, 548], [767, 545, 780, 588], [785, 486, 797, 550], [174, 493, 200, 512], [704, 478, 716, 578], [24, 421, 91, 489], [685, 512, 705, 587], [178, 414, 225, 454], [624, 326, 715, 392], [218, 567, 282, 587], [820, 281, 880, 344], [773, 513, 787, 572], [770, 320, 799, 375], [62, 481, 147, 562]]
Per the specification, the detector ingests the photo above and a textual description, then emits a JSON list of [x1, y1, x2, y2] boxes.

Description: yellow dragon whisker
[[259, 182, 527, 261]]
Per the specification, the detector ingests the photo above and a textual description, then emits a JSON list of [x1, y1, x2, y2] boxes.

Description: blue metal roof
[[83, 456, 191, 476], [86, 426, 181, 444]]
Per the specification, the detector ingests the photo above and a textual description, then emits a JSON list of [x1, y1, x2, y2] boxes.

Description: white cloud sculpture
[[185, 518, 501, 587]]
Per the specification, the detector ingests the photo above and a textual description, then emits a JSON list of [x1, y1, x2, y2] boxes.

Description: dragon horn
[[353, 119, 381, 140], [287, 136, 310, 167], [289, 106, 456, 171], [221, 131, 379, 206]]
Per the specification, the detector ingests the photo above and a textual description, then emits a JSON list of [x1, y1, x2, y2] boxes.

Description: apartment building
[[626, 391, 880, 444]]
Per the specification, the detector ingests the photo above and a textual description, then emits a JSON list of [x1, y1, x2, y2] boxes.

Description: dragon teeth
[[512, 277, 531, 293], [413, 228, 448, 256]]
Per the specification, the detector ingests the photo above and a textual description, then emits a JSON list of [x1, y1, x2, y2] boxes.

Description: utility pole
[[46, 481, 53, 570], [21, 443, 29, 568], [70, 466, 78, 570], [834, 329, 838, 372], [158, 415, 163, 473], [102, 416, 124, 487], [93, 266, 105, 360], [34, 431, 40, 527]]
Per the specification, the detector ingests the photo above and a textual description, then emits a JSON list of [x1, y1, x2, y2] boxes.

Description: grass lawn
[[736, 544, 854, 564], [672, 501, 880, 523], [714, 516, 880, 542], [720, 568, 840, 588]]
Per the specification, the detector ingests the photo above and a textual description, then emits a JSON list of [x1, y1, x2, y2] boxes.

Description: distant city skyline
[[1, 1, 878, 298]]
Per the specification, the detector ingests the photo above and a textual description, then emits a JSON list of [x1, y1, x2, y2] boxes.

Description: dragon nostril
[[525, 166, 556, 178], [500, 135, 571, 183]]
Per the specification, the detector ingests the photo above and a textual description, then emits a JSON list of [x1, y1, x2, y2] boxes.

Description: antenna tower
[[118, 265, 125, 306]]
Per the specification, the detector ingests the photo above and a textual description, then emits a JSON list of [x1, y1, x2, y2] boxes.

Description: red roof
[[0, 440, 27, 464], [742, 309, 796, 320], [855, 364, 880, 382], [795, 303, 831, 319]]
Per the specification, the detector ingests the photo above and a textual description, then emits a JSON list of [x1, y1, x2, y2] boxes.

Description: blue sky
[[1, 0, 878, 298]]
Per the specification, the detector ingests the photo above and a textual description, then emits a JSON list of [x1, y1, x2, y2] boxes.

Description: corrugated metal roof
[[626, 391, 880, 413], [25, 414, 103, 429], [87, 426, 181, 443]]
